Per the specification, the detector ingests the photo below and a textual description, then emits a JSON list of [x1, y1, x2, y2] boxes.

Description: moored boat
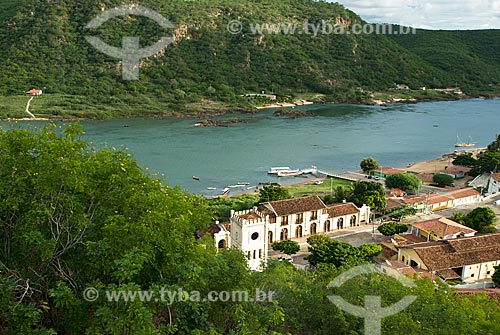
[[268, 166, 292, 174], [277, 170, 303, 177]]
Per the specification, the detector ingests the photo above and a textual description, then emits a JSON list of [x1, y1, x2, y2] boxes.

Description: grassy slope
[[0, 1, 500, 119]]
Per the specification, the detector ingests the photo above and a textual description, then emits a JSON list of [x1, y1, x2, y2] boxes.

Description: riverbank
[[1, 91, 499, 121]]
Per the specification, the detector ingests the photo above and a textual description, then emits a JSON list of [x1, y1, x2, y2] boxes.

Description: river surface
[[4, 99, 499, 196]]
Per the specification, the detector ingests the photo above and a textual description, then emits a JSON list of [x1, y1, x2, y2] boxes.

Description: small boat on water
[[455, 135, 475, 148], [277, 170, 303, 177], [192, 176, 200, 180], [300, 166, 318, 174], [268, 166, 292, 174], [207, 187, 217, 190], [237, 182, 250, 185]]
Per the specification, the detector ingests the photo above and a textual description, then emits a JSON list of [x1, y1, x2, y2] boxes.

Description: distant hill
[[0, 0, 499, 118]]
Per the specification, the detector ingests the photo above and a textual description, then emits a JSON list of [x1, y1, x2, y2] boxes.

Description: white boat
[[268, 166, 291, 174], [277, 170, 303, 177], [207, 187, 217, 190], [237, 182, 250, 185], [455, 135, 475, 148], [300, 166, 318, 174]]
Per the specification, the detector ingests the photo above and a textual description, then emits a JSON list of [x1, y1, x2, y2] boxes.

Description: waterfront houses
[[397, 233, 500, 285], [229, 195, 371, 271]]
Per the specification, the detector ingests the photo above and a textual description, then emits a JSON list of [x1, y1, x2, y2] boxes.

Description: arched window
[[337, 218, 344, 230], [296, 225, 303, 238], [280, 228, 288, 240], [218, 239, 227, 249], [324, 220, 331, 232], [350, 215, 357, 227], [268, 231, 273, 244], [310, 223, 317, 235]]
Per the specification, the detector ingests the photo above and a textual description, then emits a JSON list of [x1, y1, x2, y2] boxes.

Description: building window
[[402, 256, 405, 263], [471, 273, 475, 277], [295, 225, 303, 238], [281, 216, 289, 226], [251, 232, 259, 240], [350, 215, 357, 227], [311, 211, 317, 220], [487, 271, 491, 275], [247, 251, 251, 259], [253, 250, 256, 259], [259, 249, 262, 259], [324, 220, 331, 232], [296, 213, 303, 224], [270, 216, 276, 224]]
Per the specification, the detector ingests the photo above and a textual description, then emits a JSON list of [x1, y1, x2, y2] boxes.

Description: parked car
[[278, 256, 293, 263]]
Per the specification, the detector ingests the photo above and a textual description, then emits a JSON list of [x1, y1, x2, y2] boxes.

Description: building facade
[[230, 196, 370, 270]]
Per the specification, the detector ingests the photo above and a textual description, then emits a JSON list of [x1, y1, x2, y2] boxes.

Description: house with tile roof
[[439, 165, 472, 179], [196, 221, 231, 250], [397, 233, 500, 284], [229, 195, 370, 270], [470, 172, 500, 196], [373, 167, 406, 178], [410, 217, 476, 241], [26, 89, 42, 96]]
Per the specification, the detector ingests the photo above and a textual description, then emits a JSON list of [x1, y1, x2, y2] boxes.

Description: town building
[[373, 167, 406, 178], [229, 195, 370, 270], [26, 89, 42, 96], [410, 217, 476, 241], [438, 165, 471, 179], [196, 221, 231, 251], [397, 233, 500, 284]]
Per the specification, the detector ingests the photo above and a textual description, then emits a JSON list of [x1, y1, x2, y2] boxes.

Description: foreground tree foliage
[[2, 125, 500, 334]]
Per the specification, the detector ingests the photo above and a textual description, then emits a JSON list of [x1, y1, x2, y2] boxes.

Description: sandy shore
[[404, 148, 485, 174], [256, 100, 314, 110]]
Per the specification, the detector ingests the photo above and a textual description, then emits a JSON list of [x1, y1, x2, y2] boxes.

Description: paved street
[[269, 224, 390, 268]]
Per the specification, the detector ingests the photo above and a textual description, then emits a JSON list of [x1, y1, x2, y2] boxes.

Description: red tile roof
[[402, 233, 500, 271], [446, 188, 480, 199], [492, 173, 500, 182], [426, 194, 452, 205], [265, 195, 326, 216], [401, 195, 426, 205], [386, 198, 404, 210], [326, 203, 359, 217], [417, 173, 434, 183], [439, 165, 472, 175], [412, 217, 476, 237], [26, 89, 41, 94]]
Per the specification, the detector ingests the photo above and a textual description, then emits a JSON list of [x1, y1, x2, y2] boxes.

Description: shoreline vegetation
[[1, 88, 499, 121]]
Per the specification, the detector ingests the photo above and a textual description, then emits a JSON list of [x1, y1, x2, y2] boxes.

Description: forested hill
[[1, 0, 500, 117]]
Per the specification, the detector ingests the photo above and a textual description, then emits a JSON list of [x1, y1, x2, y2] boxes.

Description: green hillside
[[0, 0, 500, 118]]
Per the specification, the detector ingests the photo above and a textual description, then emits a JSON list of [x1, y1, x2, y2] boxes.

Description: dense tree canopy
[[360, 157, 379, 174], [271, 240, 300, 255], [259, 185, 291, 203], [433, 173, 454, 186], [385, 173, 422, 194], [349, 180, 387, 212], [378, 222, 409, 236]]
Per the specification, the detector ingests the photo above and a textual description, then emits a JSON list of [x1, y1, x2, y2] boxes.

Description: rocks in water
[[273, 108, 314, 119], [193, 118, 246, 127]]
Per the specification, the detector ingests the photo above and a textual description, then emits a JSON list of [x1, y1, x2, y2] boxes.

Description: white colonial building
[[230, 195, 371, 271]]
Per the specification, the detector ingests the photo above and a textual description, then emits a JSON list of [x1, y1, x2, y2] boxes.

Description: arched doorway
[[280, 228, 288, 240], [337, 218, 344, 230], [324, 220, 331, 232], [268, 231, 273, 244], [296, 225, 303, 238], [350, 215, 357, 227], [218, 239, 227, 249], [310, 223, 317, 235]]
